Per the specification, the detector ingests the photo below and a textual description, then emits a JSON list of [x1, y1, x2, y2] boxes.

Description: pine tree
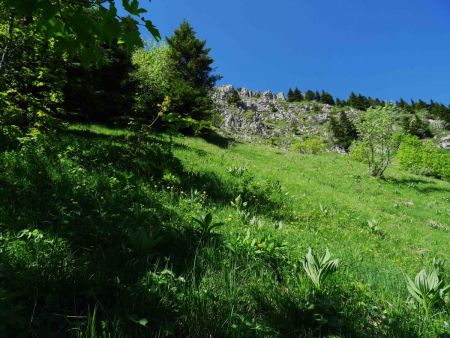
[[348, 92, 358, 108], [293, 87, 303, 101], [329, 111, 358, 150], [287, 88, 294, 102], [166, 21, 221, 120], [320, 91, 335, 105], [305, 90, 315, 101], [167, 21, 220, 88], [315, 91, 321, 102]]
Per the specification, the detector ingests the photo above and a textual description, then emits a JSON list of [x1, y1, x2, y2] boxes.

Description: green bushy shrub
[[291, 137, 327, 154], [396, 135, 450, 181], [227, 88, 243, 107], [353, 105, 402, 177], [349, 141, 369, 164]]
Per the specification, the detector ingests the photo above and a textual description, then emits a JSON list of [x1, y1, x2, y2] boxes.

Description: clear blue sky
[[139, 0, 450, 103]]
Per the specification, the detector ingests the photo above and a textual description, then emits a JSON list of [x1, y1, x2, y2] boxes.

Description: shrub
[[291, 137, 327, 154], [353, 104, 402, 177], [244, 110, 254, 120], [227, 88, 242, 107], [396, 135, 450, 181], [349, 141, 369, 164], [131, 44, 177, 118]]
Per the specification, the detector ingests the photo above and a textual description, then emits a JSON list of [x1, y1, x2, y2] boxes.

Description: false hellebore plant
[[302, 247, 340, 291], [406, 261, 449, 316]]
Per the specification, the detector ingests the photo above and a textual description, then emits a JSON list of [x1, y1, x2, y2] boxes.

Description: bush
[[354, 104, 402, 177], [396, 135, 450, 181], [291, 137, 327, 154], [132, 44, 176, 118], [349, 142, 369, 164], [227, 88, 242, 107]]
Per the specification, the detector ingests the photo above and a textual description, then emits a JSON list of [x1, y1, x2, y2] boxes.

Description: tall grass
[[0, 124, 448, 337]]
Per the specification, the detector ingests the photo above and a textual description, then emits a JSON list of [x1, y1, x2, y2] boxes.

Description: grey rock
[[440, 135, 450, 149], [262, 90, 275, 100], [276, 92, 286, 101]]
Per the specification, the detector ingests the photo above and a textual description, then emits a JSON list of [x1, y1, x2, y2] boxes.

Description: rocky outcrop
[[440, 135, 450, 149], [212, 85, 358, 140], [213, 85, 450, 150]]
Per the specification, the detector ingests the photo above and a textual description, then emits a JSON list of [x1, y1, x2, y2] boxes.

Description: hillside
[[1, 124, 448, 337], [212, 85, 450, 150]]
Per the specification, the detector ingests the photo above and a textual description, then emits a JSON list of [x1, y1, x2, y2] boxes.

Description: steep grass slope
[[0, 124, 448, 337]]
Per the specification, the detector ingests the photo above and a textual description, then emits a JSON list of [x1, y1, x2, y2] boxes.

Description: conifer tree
[[287, 88, 294, 102], [293, 87, 303, 101], [329, 111, 358, 150], [305, 90, 315, 101], [167, 21, 220, 89], [348, 92, 358, 108], [166, 21, 221, 120], [320, 91, 335, 105], [315, 91, 321, 102]]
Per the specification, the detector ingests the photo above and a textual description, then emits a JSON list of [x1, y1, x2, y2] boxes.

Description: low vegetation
[[0, 124, 448, 337]]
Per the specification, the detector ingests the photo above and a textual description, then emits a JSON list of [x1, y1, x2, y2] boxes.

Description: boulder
[[440, 135, 450, 149]]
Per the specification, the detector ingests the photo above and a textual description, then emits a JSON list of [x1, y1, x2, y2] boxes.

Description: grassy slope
[[1, 123, 449, 337], [176, 136, 450, 301]]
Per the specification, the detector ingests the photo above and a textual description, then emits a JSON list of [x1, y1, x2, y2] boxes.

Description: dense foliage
[[0, 126, 448, 337], [350, 105, 402, 177], [1, 0, 160, 68], [132, 22, 221, 128], [397, 135, 450, 181], [64, 44, 136, 122], [329, 111, 358, 150]]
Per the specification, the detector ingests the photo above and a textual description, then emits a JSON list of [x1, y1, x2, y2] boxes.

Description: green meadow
[[1, 124, 448, 337]]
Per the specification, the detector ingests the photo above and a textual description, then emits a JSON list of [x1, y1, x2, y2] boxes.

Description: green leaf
[[143, 19, 161, 41], [137, 318, 148, 327], [122, 0, 147, 15]]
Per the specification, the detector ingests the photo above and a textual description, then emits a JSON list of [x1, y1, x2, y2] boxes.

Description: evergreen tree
[[400, 112, 432, 138], [315, 91, 321, 102], [305, 90, 315, 101], [287, 88, 294, 102], [166, 21, 221, 120], [320, 91, 335, 105], [329, 111, 357, 150], [348, 92, 358, 108], [357, 94, 370, 110], [293, 87, 303, 101]]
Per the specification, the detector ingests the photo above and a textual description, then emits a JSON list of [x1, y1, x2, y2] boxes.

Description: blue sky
[[138, 0, 450, 103]]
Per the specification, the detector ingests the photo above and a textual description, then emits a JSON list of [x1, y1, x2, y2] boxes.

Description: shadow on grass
[[385, 176, 450, 194], [0, 126, 297, 336], [251, 286, 419, 338], [200, 130, 236, 149]]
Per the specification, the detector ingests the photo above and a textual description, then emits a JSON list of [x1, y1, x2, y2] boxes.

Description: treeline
[[1, 5, 220, 149], [287, 87, 450, 126]]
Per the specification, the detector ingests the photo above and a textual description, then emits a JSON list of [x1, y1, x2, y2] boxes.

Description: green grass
[[0, 124, 448, 337]]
